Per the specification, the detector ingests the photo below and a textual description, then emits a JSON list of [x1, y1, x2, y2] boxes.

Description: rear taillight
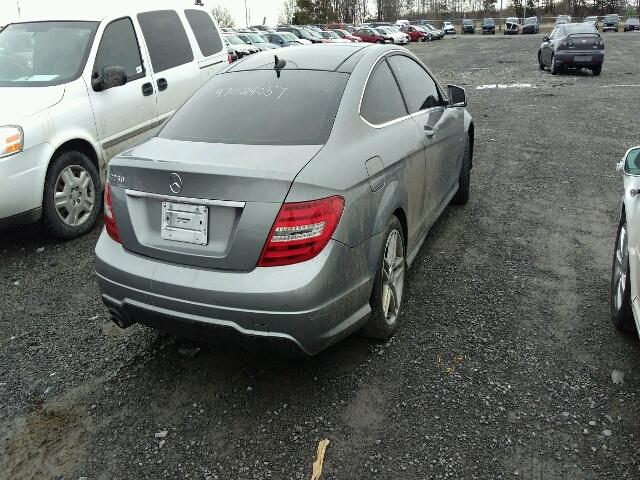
[[258, 196, 345, 267], [228, 53, 233, 63], [104, 182, 122, 244]]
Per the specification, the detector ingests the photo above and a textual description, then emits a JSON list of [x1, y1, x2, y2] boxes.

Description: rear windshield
[[463, 20, 473, 25], [160, 70, 349, 146], [604, 15, 618, 22], [525, 17, 537, 24], [564, 24, 598, 35], [484, 19, 494, 25], [629, 18, 640, 24]]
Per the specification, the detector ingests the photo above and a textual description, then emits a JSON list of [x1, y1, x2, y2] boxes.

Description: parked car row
[[560, 14, 638, 32], [460, 15, 637, 35]]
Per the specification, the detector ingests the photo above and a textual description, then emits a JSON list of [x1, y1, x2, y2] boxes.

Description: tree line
[[279, 0, 638, 23]]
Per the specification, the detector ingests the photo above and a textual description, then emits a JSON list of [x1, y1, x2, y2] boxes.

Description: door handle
[[141, 82, 154, 96], [157, 78, 168, 91], [424, 125, 436, 138]]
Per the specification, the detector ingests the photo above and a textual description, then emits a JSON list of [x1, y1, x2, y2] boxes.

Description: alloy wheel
[[613, 223, 629, 312], [381, 229, 405, 326], [54, 165, 96, 227]]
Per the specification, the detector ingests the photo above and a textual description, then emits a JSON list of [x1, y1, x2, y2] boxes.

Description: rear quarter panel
[[287, 51, 422, 253]]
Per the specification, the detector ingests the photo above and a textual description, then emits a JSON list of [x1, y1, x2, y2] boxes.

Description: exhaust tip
[[109, 309, 136, 329]]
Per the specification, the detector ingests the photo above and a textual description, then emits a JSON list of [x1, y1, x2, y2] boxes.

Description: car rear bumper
[[95, 231, 381, 355], [0, 143, 53, 225], [555, 50, 604, 66]]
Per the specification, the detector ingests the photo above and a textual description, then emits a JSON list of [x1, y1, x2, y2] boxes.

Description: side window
[[184, 9, 223, 57], [137, 10, 194, 73], [360, 60, 407, 125], [94, 17, 144, 80], [387, 55, 441, 113]]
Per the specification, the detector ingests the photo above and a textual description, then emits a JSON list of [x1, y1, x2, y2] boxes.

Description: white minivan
[[0, 3, 228, 238]]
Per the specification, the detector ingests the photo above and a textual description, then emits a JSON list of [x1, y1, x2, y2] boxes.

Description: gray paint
[[96, 44, 473, 355]]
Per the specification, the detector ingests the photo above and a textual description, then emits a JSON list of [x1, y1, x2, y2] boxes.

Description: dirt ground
[[2, 33, 640, 479]]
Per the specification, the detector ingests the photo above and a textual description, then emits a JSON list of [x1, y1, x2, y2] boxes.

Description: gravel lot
[[2, 33, 640, 480]]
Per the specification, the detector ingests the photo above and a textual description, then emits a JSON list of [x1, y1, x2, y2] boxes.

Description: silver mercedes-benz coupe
[[95, 43, 474, 355]]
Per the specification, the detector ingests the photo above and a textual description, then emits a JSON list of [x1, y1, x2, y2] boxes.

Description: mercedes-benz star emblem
[[169, 173, 183, 194]]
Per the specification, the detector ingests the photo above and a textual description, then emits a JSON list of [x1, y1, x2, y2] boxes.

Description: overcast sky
[[0, 0, 292, 26], [214, 0, 285, 26], [0, 1, 380, 27]]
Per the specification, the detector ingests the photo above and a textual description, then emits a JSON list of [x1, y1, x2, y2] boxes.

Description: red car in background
[[331, 29, 362, 42], [401, 25, 431, 42], [352, 27, 388, 43]]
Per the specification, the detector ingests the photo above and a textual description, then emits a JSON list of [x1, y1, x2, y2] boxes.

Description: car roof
[[227, 43, 373, 74], [5, 0, 209, 23]]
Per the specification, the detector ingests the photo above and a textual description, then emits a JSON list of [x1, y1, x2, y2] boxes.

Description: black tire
[[42, 150, 101, 240], [361, 217, 406, 341], [611, 217, 636, 333], [452, 135, 471, 205], [538, 51, 545, 70], [592, 65, 602, 76]]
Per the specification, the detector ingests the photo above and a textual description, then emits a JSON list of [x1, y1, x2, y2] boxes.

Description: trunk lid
[[559, 34, 602, 51], [108, 137, 323, 271]]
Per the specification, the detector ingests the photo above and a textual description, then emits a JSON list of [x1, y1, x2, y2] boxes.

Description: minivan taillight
[[258, 196, 345, 267], [104, 182, 122, 244]]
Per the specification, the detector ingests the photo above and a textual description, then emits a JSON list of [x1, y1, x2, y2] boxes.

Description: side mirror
[[92, 66, 127, 92], [447, 85, 466, 107], [542, 36, 550, 42], [622, 147, 640, 175]]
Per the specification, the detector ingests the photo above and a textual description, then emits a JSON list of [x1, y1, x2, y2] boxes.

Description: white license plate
[[161, 201, 208, 245], [574, 55, 592, 62]]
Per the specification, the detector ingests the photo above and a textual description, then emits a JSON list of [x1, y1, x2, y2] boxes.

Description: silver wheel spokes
[[382, 229, 405, 325], [54, 166, 95, 227], [613, 224, 629, 312]]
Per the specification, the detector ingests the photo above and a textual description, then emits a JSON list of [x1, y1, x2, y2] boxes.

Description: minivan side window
[[94, 18, 144, 81], [387, 55, 441, 113], [137, 10, 194, 73], [184, 9, 222, 57], [360, 60, 407, 126]]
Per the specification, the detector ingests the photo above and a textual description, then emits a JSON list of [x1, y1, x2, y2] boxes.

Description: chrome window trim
[[126, 189, 245, 208], [358, 49, 445, 129]]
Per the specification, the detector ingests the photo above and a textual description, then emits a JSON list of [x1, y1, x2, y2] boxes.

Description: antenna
[[274, 55, 286, 78], [16, 0, 21, 19]]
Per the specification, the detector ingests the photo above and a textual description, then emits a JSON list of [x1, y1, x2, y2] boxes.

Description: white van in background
[[0, 3, 228, 238]]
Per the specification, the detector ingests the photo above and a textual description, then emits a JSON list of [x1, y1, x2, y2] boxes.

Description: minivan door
[[87, 17, 159, 164], [137, 10, 201, 124]]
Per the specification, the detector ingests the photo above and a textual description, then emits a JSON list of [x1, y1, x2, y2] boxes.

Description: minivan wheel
[[538, 51, 545, 70], [592, 65, 602, 76], [611, 217, 636, 333], [361, 217, 406, 340], [452, 135, 471, 205], [42, 150, 101, 240]]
